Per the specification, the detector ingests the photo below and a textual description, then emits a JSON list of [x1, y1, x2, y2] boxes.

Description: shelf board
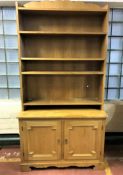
[[19, 31, 107, 36], [21, 57, 105, 61], [24, 99, 102, 106], [22, 71, 104, 75], [18, 7, 107, 13]]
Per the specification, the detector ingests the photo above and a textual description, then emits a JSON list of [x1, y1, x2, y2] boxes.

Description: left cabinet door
[[23, 120, 61, 161]]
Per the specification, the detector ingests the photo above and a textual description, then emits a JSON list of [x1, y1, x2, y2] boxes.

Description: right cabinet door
[[64, 120, 102, 160]]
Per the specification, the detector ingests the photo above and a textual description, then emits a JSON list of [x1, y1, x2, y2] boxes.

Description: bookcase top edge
[[16, 1, 108, 12]]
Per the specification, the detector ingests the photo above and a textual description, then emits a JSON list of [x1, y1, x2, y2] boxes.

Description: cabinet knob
[[28, 152, 34, 155], [64, 139, 68, 144], [27, 127, 32, 130], [93, 126, 98, 130], [91, 150, 96, 154], [52, 151, 56, 154]]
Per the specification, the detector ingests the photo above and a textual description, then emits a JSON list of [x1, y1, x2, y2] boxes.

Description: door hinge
[[21, 126, 23, 131], [23, 152, 24, 157]]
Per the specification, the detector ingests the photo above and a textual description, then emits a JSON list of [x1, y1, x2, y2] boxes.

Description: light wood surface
[[20, 160, 105, 171], [24, 120, 61, 161], [16, 2, 24, 110], [20, 1, 108, 12], [19, 117, 106, 171], [23, 99, 102, 106], [21, 57, 105, 61], [22, 71, 104, 75], [22, 75, 102, 106], [17, 1, 108, 171], [19, 31, 107, 35], [64, 120, 102, 160], [18, 109, 107, 119]]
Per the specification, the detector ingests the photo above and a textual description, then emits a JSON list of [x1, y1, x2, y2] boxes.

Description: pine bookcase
[[16, 1, 108, 171]]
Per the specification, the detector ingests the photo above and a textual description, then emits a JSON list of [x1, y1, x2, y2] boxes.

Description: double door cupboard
[[19, 110, 106, 171], [16, 1, 108, 171]]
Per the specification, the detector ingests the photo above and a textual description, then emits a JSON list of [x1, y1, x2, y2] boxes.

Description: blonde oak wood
[[22, 75, 102, 106], [17, 1, 108, 171], [21, 57, 105, 61], [18, 109, 107, 119], [16, 2, 24, 110], [64, 120, 102, 160], [19, 117, 106, 171], [101, 12, 108, 109], [20, 161, 105, 171], [23, 99, 102, 106], [22, 71, 104, 75], [19, 31, 107, 35], [20, 2, 108, 12], [24, 120, 61, 161]]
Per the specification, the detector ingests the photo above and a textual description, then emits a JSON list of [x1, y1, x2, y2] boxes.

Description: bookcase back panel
[[22, 35, 104, 58], [24, 75, 102, 102], [19, 13, 106, 33], [23, 61, 103, 72]]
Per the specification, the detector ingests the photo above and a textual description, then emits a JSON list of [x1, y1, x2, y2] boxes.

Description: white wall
[[0, 100, 21, 133]]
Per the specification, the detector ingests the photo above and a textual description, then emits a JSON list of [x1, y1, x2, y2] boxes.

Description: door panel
[[25, 120, 61, 161], [64, 120, 101, 160]]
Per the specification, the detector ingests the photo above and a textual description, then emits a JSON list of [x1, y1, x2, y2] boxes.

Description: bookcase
[[16, 1, 108, 171]]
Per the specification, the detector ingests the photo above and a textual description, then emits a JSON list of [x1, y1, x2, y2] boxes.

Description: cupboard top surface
[[18, 109, 107, 119]]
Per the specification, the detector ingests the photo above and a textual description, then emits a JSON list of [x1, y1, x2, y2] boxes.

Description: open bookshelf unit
[[17, 2, 108, 110], [17, 2, 108, 171]]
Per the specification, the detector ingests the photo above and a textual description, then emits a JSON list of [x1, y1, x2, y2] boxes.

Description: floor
[[0, 144, 123, 175]]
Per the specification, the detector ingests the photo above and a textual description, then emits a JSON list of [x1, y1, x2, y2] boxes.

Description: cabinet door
[[64, 120, 102, 160], [24, 120, 61, 161]]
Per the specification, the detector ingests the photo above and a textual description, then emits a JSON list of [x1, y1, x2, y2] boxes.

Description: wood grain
[[17, 1, 108, 171], [18, 109, 107, 119]]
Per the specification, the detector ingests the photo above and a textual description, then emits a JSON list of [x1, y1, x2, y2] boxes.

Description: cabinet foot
[[20, 161, 106, 171], [94, 162, 105, 170], [20, 164, 31, 172]]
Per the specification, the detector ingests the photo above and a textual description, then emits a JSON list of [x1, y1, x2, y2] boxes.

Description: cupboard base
[[20, 160, 105, 171], [19, 109, 107, 172]]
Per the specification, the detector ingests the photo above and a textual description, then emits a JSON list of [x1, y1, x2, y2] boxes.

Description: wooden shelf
[[18, 9, 107, 14], [22, 71, 104, 75], [21, 58, 105, 61], [24, 99, 102, 106], [18, 7, 107, 12], [19, 31, 107, 36]]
